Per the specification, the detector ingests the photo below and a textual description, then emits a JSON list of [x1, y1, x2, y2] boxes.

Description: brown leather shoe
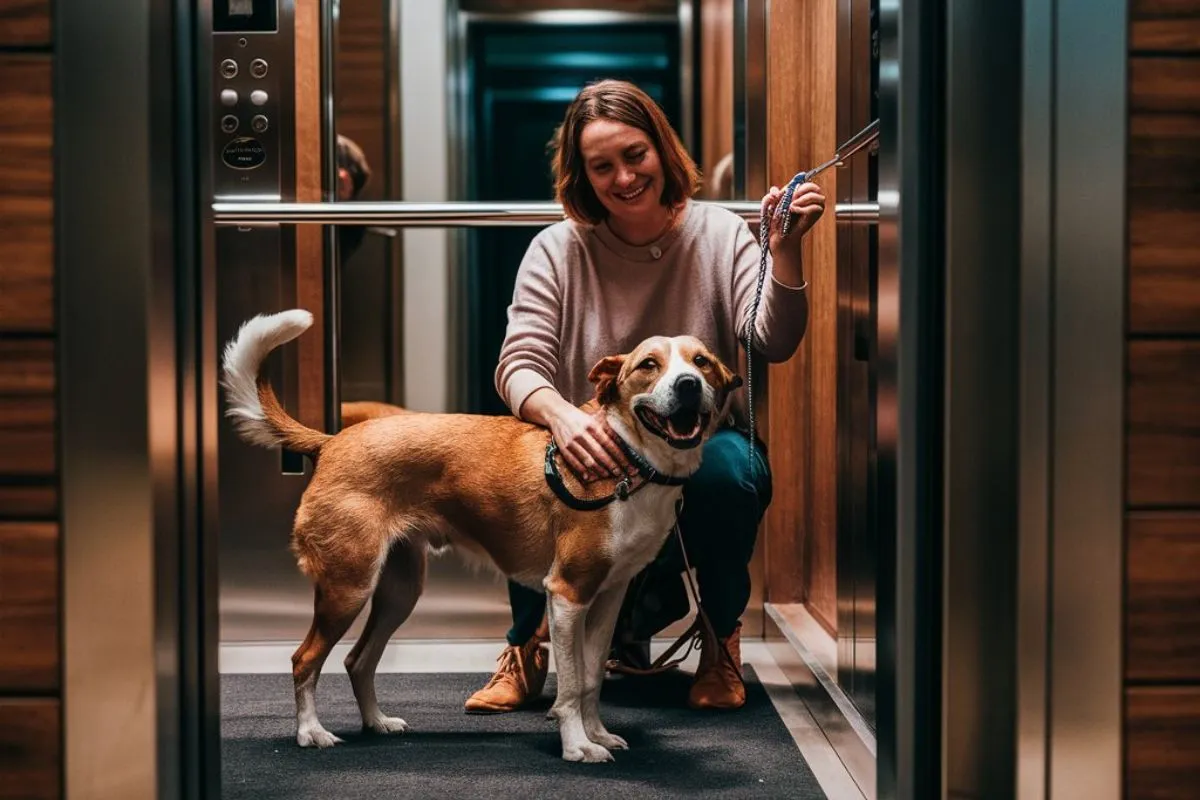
[[688, 621, 746, 710], [464, 632, 549, 714]]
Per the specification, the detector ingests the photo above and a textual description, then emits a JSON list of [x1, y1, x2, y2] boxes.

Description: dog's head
[[587, 335, 743, 456]]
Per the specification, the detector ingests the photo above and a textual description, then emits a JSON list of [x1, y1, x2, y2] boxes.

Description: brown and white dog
[[220, 309, 742, 763]]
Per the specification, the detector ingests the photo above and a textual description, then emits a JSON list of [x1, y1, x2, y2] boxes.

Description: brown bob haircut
[[550, 79, 701, 225]]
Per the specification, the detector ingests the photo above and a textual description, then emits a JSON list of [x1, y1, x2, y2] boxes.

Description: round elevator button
[[220, 89, 238, 107], [250, 58, 269, 78], [250, 90, 269, 106], [221, 115, 239, 133], [251, 115, 269, 133], [220, 59, 238, 79]]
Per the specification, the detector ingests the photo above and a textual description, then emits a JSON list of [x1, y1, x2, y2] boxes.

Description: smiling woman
[[467, 77, 827, 716]]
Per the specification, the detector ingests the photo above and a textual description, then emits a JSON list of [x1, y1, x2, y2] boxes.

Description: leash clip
[[615, 477, 632, 501]]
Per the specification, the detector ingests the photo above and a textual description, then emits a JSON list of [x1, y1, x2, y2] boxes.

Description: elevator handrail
[[210, 200, 880, 226]]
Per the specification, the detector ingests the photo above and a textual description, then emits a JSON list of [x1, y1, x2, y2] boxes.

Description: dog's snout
[[674, 374, 702, 404]]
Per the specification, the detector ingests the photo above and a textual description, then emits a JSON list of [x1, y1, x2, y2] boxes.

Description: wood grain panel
[[0, 0, 51, 47], [699, 0, 733, 194], [336, 0, 386, 202], [1133, 18, 1200, 51], [1128, 514, 1200, 682], [1128, 112, 1200, 334], [0, 339, 54, 479], [1131, 57, 1200, 114], [1127, 687, 1200, 800], [295, 0, 326, 432], [763, 0, 838, 627], [0, 484, 56, 519], [0, 54, 53, 334], [0, 523, 57, 692], [1127, 341, 1200, 507], [459, 0, 676, 12], [1129, 203, 1200, 335], [1133, 0, 1200, 18], [0, 699, 59, 800]]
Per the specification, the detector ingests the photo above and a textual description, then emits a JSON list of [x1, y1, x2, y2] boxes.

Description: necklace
[[608, 204, 678, 247]]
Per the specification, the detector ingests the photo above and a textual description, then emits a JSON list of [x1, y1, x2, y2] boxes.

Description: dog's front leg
[[547, 591, 614, 763], [579, 583, 629, 751]]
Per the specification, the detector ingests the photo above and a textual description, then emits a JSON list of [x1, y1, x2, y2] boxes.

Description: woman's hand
[[546, 403, 635, 484], [761, 181, 826, 256]]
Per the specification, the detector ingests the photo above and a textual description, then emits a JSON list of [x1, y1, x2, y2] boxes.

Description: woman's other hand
[[761, 181, 826, 256]]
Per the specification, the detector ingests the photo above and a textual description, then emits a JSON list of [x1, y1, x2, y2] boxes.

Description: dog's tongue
[[667, 412, 700, 439]]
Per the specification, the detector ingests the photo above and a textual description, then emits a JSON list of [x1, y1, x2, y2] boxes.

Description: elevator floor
[[222, 667, 821, 799], [219, 640, 864, 799]]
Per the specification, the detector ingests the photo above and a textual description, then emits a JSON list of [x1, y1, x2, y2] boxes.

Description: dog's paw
[[365, 715, 409, 735], [588, 731, 628, 751], [297, 726, 343, 749], [562, 742, 614, 764]]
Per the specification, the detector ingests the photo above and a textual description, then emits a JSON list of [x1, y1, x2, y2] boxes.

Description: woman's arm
[[732, 184, 825, 362], [494, 235, 633, 481]]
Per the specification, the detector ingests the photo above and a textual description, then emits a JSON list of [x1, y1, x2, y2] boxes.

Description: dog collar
[[543, 437, 688, 512]]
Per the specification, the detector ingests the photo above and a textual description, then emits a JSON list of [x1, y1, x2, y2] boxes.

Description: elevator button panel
[[210, 1, 287, 198]]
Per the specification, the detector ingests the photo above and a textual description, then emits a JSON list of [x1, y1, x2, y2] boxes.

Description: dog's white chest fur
[[601, 485, 685, 588]]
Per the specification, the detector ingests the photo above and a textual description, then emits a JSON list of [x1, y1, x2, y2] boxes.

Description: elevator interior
[[212, 0, 881, 778]]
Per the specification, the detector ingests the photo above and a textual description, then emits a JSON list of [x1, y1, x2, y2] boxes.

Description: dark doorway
[[459, 19, 683, 414]]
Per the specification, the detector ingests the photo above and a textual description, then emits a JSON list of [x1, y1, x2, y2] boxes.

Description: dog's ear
[[713, 358, 745, 412], [587, 354, 626, 406]]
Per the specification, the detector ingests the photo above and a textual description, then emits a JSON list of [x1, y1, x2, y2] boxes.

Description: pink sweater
[[494, 200, 809, 423]]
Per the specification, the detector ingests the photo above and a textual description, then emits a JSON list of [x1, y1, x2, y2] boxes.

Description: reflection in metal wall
[[835, 0, 880, 731]]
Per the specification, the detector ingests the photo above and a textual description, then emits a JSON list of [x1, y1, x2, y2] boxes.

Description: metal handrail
[[210, 200, 880, 226]]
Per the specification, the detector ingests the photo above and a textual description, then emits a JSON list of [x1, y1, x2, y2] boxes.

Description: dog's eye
[[637, 358, 658, 371], [693, 354, 711, 368]]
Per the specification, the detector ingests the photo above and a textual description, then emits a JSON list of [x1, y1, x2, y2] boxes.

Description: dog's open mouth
[[635, 405, 709, 449]]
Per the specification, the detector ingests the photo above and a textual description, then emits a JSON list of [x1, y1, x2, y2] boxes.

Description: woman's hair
[[550, 79, 700, 225]]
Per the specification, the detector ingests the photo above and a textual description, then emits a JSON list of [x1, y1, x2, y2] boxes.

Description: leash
[[543, 439, 741, 684], [744, 118, 881, 475], [605, 498, 745, 689]]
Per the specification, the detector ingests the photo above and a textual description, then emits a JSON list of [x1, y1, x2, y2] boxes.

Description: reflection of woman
[[336, 134, 371, 260], [466, 79, 825, 713]]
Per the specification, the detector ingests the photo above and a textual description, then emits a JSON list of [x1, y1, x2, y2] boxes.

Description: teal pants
[[505, 428, 772, 644]]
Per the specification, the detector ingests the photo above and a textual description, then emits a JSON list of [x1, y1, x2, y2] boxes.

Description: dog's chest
[[603, 486, 683, 583]]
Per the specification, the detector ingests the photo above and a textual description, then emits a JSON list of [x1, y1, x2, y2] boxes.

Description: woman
[[465, 79, 824, 713]]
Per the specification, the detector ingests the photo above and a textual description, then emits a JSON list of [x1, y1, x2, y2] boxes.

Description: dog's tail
[[220, 309, 331, 455]]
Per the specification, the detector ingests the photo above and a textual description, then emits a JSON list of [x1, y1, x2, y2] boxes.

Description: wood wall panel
[[0, 339, 55, 482], [763, 0, 838, 630], [1127, 514, 1200, 682], [0, 523, 57, 692], [1129, 202, 1200, 336], [294, 0, 326, 432], [1127, 341, 1200, 508], [1126, 4, 1200, 795], [1131, 57, 1200, 114], [336, 0, 385, 203], [0, 54, 53, 334], [699, 0, 733, 192], [0, 699, 59, 800], [1127, 687, 1200, 800], [0, 0, 50, 47], [459, 0, 676, 11]]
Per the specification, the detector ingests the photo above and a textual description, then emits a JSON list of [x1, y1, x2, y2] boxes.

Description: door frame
[[54, 1, 1129, 799]]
